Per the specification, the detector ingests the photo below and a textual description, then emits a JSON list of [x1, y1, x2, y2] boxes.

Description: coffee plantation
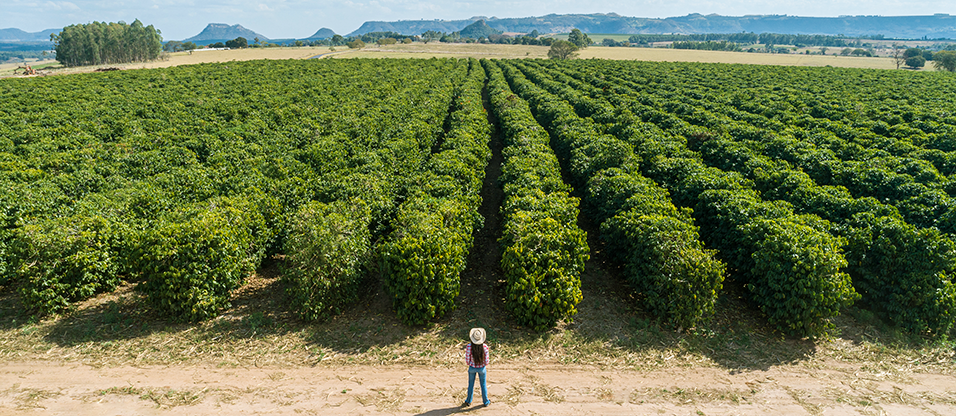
[[2, 57, 955, 338]]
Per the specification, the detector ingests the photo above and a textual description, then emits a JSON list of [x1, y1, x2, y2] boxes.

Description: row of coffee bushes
[[498, 60, 725, 330], [520, 60, 858, 337], [549, 60, 956, 335], [574, 61, 956, 172], [280, 61, 466, 322], [687, 67, 956, 166], [0, 59, 466, 321], [696, 135, 956, 335], [482, 60, 589, 331], [379, 59, 493, 325], [579, 61, 956, 235]]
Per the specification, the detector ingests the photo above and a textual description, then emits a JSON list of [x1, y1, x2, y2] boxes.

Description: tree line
[[52, 20, 162, 67]]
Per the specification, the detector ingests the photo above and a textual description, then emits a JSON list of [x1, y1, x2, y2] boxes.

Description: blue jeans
[[466, 366, 489, 405]]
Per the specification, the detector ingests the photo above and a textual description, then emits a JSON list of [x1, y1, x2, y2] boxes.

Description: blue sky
[[2, 0, 955, 40]]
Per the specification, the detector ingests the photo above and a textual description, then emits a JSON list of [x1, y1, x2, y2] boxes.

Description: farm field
[[330, 43, 921, 70], [0, 47, 330, 78], [1, 58, 956, 414], [3, 42, 936, 78], [577, 46, 910, 69], [334, 42, 552, 59]]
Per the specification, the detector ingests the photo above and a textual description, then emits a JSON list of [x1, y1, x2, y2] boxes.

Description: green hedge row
[[281, 199, 371, 321], [1, 59, 470, 320], [283, 61, 467, 322], [13, 213, 124, 315], [695, 118, 956, 335], [501, 61, 725, 330], [566, 60, 956, 236], [380, 59, 491, 325], [525, 60, 858, 337], [559, 60, 956, 335], [483, 60, 588, 331], [135, 196, 273, 322]]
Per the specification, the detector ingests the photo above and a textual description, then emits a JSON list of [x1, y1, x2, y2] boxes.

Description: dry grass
[[0, 245, 953, 380], [353, 387, 407, 412], [8, 385, 62, 409], [629, 386, 755, 406], [577, 46, 924, 70], [334, 43, 550, 60], [2, 43, 938, 80], [0, 60, 61, 77]]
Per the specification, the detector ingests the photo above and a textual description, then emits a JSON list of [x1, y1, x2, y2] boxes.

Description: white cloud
[[42, 1, 80, 11]]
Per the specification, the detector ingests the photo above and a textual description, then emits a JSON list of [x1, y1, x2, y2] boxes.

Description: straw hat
[[469, 328, 486, 345]]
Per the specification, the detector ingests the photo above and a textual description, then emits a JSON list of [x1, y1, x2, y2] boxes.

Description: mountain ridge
[[348, 13, 956, 39], [8, 13, 955, 44], [0, 28, 60, 42], [307, 28, 337, 40], [184, 23, 269, 43]]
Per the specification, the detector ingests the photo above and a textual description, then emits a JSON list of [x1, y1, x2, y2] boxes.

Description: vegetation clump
[[52, 19, 162, 67], [548, 40, 579, 60]]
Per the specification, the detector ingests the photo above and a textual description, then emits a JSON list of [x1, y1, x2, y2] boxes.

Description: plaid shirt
[[464, 343, 490, 368]]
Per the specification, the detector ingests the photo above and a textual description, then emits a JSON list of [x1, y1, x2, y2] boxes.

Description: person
[[462, 327, 491, 407]]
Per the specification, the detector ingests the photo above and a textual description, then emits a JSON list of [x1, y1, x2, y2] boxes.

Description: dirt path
[[1, 361, 954, 415]]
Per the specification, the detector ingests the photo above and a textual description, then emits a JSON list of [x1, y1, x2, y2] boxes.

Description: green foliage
[[845, 215, 956, 335], [0, 240, 9, 287], [225, 37, 248, 49], [568, 29, 591, 48], [347, 39, 365, 49], [602, 210, 725, 329], [381, 197, 471, 325], [903, 48, 923, 59], [13, 214, 124, 315], [501, 215, 587, 331], [905, 55, 926, 68], [500, 61, 725, 329], [282, 199, 371, 321], [548, 40, 579, 60], [743, 217, 858, 337], [559, 58, 956, 335], [518, 59, 860, 337], [379, 59, 490, 325], [484, 60, 588, 330], [52, 19, 163, 67], [0, 59, 468, 322], [135, 197, 271, 322], [933, 50, 956, 71]]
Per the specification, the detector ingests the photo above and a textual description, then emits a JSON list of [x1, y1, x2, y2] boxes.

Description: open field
[[333, 43, 940, 70], [577, 46, 922, 69], [334, 43, 551, 59], [1, 43, 943, 77], [0, 59, 59, 76], [0, 47, 334, 78]]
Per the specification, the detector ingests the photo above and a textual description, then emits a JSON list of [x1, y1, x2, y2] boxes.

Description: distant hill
[[0, 28, 59, 42], [307, 28, 337, 40], [349, 13, 956, 39], [349, 20, 473, 37], [459, 20, 501, 39], [184, 23, 269, 44]]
